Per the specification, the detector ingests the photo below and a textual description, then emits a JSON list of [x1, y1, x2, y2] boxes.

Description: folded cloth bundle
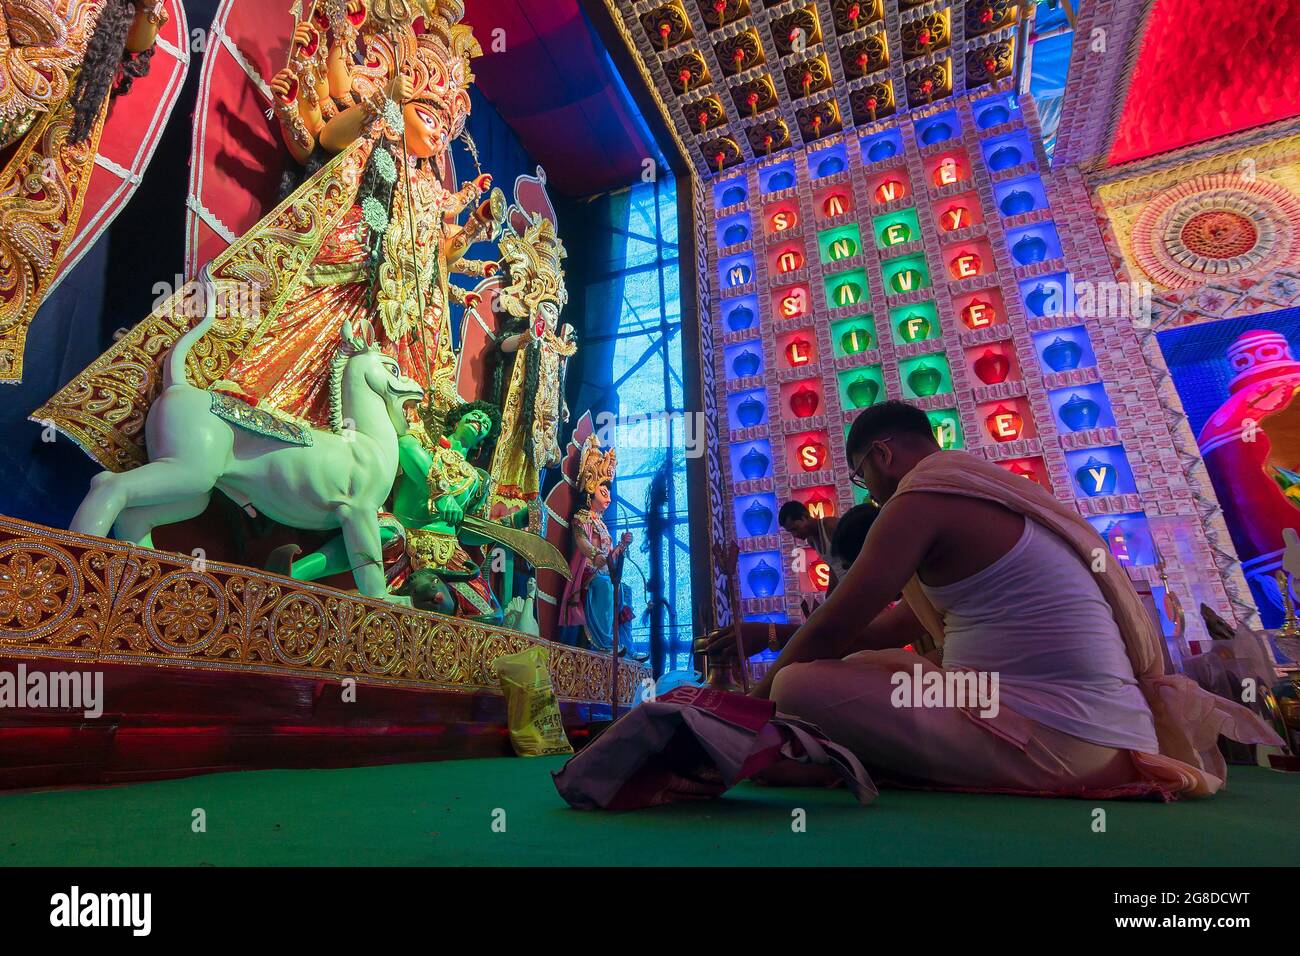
[[552, 686, 877, 810]]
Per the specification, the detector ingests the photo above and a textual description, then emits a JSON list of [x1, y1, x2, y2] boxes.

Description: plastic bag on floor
[[496, 646, 574, 757], [552, 686, 877, 809]]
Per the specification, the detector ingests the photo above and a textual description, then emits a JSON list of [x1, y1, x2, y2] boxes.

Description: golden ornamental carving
[[640, 1, 692, 52], [0, 516, 647, 704], [0, 92, 103, 382], [665, 50, 710, 95], [770, 6, 820, 57], [784, 55, 832, 100], [830, 0, 882, 34], [145, 570, 227, 653], [0, 0, 174, 384], [0, 0, 93, 145]]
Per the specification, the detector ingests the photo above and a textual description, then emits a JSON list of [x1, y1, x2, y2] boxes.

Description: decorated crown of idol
[[499, 169, 569, 314], [577, 435, 617, 497], [345, 0, 481, 142]]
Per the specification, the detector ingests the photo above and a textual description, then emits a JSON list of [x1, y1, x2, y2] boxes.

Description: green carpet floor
[[0, 759, 1294, 866]]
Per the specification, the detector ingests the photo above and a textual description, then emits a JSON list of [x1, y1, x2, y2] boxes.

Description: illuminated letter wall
[[703, 88, 1221, 645]]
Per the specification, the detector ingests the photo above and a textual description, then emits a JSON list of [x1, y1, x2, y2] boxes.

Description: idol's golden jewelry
[[360, 86, 388, 125], [426, 442, 479, 503], [273, 97, 313, 151], [456, 258, 497, 278], [294, 64, 322, 109]]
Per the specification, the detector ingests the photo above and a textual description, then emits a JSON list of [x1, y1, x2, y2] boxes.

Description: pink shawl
[[891, 450, 1283, 797]]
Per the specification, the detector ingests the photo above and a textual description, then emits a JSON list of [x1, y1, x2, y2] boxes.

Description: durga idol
[[36, 0, 504, 471]]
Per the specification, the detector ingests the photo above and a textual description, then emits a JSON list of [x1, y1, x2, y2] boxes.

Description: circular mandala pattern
[[1180, 210, 1258, 260], [269, 592, 327, 665], [144, 570, 226, 653], [1130, 173, 1300, 289], [357, 608, 403, 674], [0, 540, 79, 639]]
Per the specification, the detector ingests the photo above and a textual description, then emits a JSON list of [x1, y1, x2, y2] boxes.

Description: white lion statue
[[70, 266, 425, 603]]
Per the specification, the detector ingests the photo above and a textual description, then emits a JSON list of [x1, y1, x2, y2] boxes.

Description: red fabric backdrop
[[1108, 0, 1300, 165]]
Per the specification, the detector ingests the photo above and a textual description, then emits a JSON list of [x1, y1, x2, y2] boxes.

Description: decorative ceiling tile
[[747, 116, 792, 155], [783, 54, 834, 99], [769, 5, 822, 56], [641, 1, 693, 51], [610, 0, 1030, 176], [901, 10, 950, 60], [665, 50, 710, 93], [731, 73, 779, 117], [685, 94, 728, 134], [830, 0, 885, 32], [702, 0, 751, 29], [841, 32, 889, 78], [715, 28, 766, 75]]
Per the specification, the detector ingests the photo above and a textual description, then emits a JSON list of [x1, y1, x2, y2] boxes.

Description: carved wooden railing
[[0, 516, 647, 705]]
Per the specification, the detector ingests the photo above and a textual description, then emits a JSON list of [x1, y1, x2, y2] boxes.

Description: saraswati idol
[[558, 434, 633, 652], [35, 0, 503, 471]]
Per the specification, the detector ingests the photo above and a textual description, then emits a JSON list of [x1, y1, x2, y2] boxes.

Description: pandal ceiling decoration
[[613, 0, 1028, 176]]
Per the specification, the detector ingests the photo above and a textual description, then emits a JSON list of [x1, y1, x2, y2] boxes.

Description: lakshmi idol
[[36, 0, 503, 468], [558, 435, 634, 653]]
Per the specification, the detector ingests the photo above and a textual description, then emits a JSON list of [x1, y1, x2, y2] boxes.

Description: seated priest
[[779, 500, 849, 590], [708, 503, 881, 655], [739, 401, 1280, 799], [826, 502, 881, 590]]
